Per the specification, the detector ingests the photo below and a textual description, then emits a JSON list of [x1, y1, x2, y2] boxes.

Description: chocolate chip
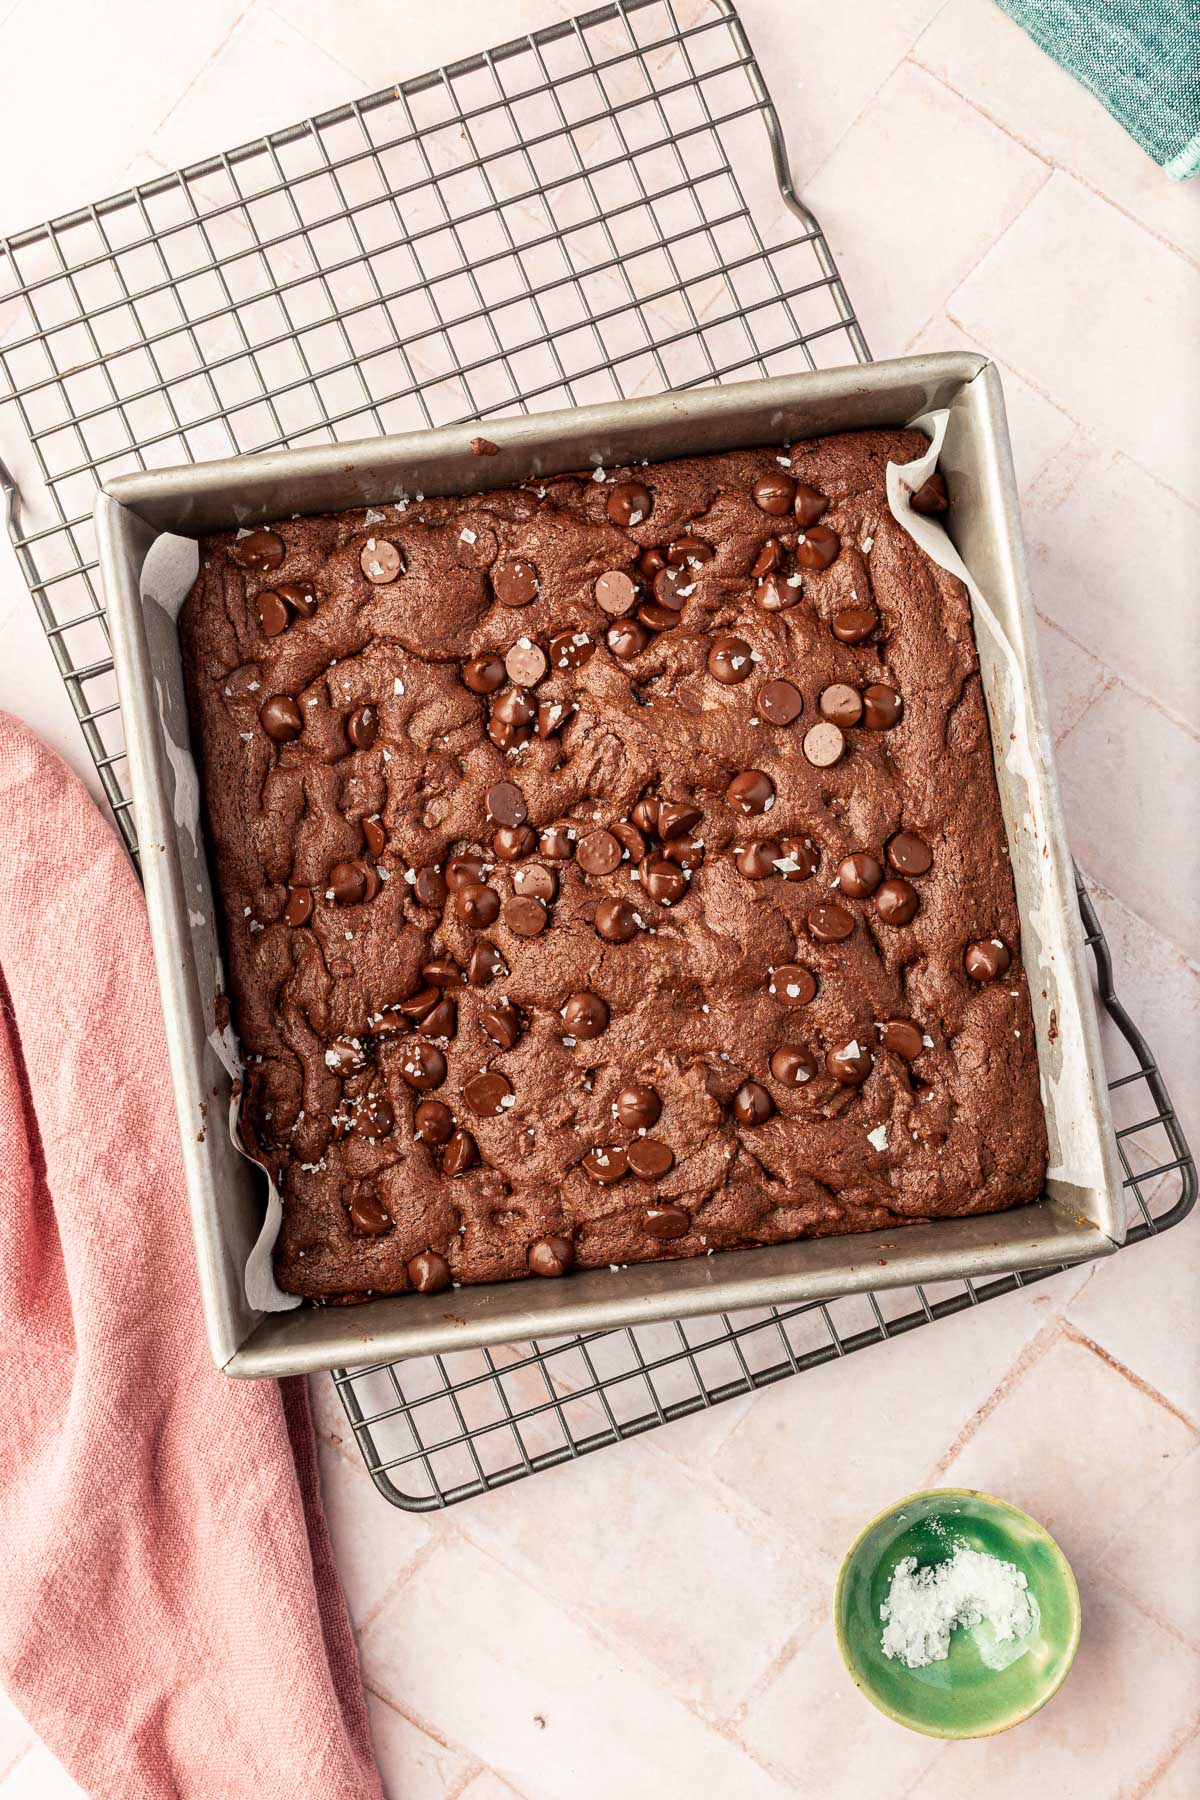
[[768, 964, 818, 1006], [347, 704, 379, 749], [637, 546, 666, 579], [819, 683, 863, 728], [424, 998, 457, 1039], [464, 1070, 513, 1116], [616, 1084, 661, 1129], [658, 801, 702, 841], [640, 599, 684, 632], [594, 897, 639, 942], [422, 958, 464, 988], [505, 639, 548, 686], [325, 1037, 368, 1075], [608, 618, 652, 658], [493, 823, 537, 861], [413, 865, 448, 908], [642, 1204, 690, 1240], [632, 798, 661, 836], [751, 536, 784, 577], [400, 1041, 447, 1090], [838, 852, 884, 898], [564, 992, 609, 1038], [360, 1095, 395, 1139], [233, 529, 285, 571], [277, 580, 317, 619], [418, 1100, 458, 1145], [802, 721, 845, 767], [583, 1146, 628, 1183], [505, 895, 548, 937], [888, 831, 932, 875], [862, 684, 903, 729], [756, 574, 803, 613], [578, 829, 623, 876], [965, 938, 1012, 982], [831, 607, 877, 645], [329, 859, 369, 905], [446, 854, 485, 893], [663, 836, 704, 871], [407, 1251, 451, 1292], [513, 862, 557, 903], [642, 858, 687, 905], [875, 878, 919, 925], [487, 716, 532, 752], [778, 836, 820, 881], [770, 1043, 816, 1086], [733, 1080, 774, 1126], [399, 985, 441, 1019], [457, 883, 500, 927], [794, 483, 829, 527], [826, 1039, 873, 1086], [708, 634, 754, 684], [260, 695, 304, 742], [537, 699, 571, 738], [753, 470, 796, 515], [492, 688, 536, 728], [349, 1189, 392, 1234], [467, 939, 505, 985], [795, 524, 840, 570], [362, 816, 387, 858], [492, 558, 540, 607], [360, 538, 404, 583], [442, 1128, 478, 1175], [879, 1019, 925, 1061], [549, 629, 594, 671], [528, 1236, 574, 1276], [255, 589, 290, 636], [606, 479, 652, 527], [471, 436, 499, 456], [758, 679, 803, 725], [726, 770, 774, 815], [808, 902, 855, 942], [651, 565, 690, 610], [910, 471, 949, 514], [622, 1135, 671, 1180], [480, 1000, 522, 1050], [539, 825, 576, 862], [486, 780, 527, 827], [463, 655, 506, 695], [283, 885, 313, 926], [612, 820, 647, 862], [667, 534, 712, 566], [595, 570, 638, 615], [735, 839, 781, 879]]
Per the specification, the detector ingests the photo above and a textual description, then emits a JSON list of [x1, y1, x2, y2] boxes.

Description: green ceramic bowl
[[834, 1488, 1080, 1739]]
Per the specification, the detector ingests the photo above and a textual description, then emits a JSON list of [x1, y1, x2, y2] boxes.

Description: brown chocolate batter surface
[[179, 429, 1047, 1301]]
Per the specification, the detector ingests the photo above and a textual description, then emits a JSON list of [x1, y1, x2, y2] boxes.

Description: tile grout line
[[1102, 1561, 1200, 1659], [929, 1316, 1062, 1477], [360, 1671, 485, 1789], [1083, 871, 1200, 983], [1133, 1723, 1200, 1798], [1060, 1322, 1200, 1434], [143, 0, 258, 149], [1034, 609, 1200, 748], [906, 50, 1200, 276]]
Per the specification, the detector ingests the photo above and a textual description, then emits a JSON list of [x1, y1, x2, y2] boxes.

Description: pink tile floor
[[0, 1, 1196, 1793]]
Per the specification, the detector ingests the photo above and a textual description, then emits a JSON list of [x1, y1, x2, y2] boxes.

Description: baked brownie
[[179, 429, 1047, 1301]]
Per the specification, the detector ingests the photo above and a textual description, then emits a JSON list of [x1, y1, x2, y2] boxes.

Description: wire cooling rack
[[1, 0, 1192, 1510]]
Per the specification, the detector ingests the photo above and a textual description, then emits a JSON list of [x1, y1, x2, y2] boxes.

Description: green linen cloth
[[996, 0, 1200, 179]]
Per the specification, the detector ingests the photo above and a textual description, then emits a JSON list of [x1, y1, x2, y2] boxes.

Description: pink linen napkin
[[0, 713, 384, 1800]]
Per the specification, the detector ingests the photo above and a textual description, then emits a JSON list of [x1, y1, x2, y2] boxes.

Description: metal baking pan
[[96, 351, 1123, 1378]]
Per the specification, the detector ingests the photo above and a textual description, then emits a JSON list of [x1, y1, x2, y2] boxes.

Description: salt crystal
[[862, 535, 874, 553], [867, 1124, 889, 1152], [591, 467, 606, 483], [460, 527, 477, 544], [880, 1544, 1035, 1671], [393, 676, 405, 695]]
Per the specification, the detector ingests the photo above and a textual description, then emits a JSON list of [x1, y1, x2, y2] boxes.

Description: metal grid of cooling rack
[[0, 0, 1192, 1511]]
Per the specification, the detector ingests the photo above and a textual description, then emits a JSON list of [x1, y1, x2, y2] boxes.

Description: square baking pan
[[96, 350, 1124, 1378]]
